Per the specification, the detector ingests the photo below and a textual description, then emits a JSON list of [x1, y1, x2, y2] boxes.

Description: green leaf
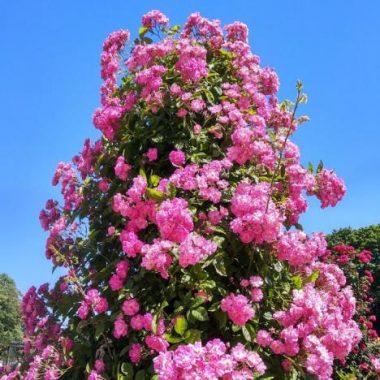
[[316, 160, 324, 173], [183, 329, 202, 343], [146, 188, 166, 201], [143, 37, 153, 44], [242, 325, 252, 342], [292, 275, 303, 289], [150, 174, 161, 187], [190, 307, 209, 321], [171, 25, 181, 33], [205, 89, 215, 103], [296, 79, 303, 91], [309, 270, 320, 283], [200, 280, 216, 290], [135, 370, 146, 380], [139, 167, 147, 179], [214, 87, 223, 96], [213, 310, 227, 328], [163, 333, 183, 344], [273, 261, 283, 273], [120, 362, 133, 380], [94, 321, 105, 340], [213, 253, 227, 276], [167, 182, 177, 198], [263, 312, 272, 320], [174, 315, 188, 336], [138, 26, 148, 36], [190, 296, 206, 309]]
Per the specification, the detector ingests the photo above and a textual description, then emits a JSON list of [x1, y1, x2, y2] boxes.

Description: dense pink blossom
[[113, 316, 128, 339], [98, 180, 109, 192], [146, 147, 158, 161], [129, 343, 142, 364], [251, 288, 264, 302], [221, 294, 255, 326], [169, 149, 186, 166], [357, 249, 372, 263], [227, 127, 255, 165], [114, 156, 131, 181], [146, 335, 169, 353], [230, 182, 284, 244], [190, 98, 205, 112], [263, 281, 362, 379], [142, 10, 169, 30], [109, 260, 129, 291], [141, 239, 174, 279], [175, 39, 208, 82], [122, 298, 140, 316], [371, 356, 380, 373], [119, 230, 143, 257], [249, 276, 263, 288], [225, 22, 249, 43], [135, 65, 167, 101], [182, 12, 223, 47], [276, 231, 327, 267], [95, 360, 105, 373], [93, 104, 124, 140], [156, 198, 193, 243], [178, 233, 217, 268], [127, 175, 147, 202], [52, 162, 82, 211], [77, 289, 109, 318], [313, 169, 346, 208], [154, 339, 266, 379]]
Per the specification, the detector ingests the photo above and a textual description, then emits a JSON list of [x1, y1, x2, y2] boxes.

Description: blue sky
[[0, 0, 379, 293]]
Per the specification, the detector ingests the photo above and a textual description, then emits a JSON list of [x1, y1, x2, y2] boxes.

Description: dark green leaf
[[135, 370, 146, 380], [183, 329, 202, 343], [120, 362, 133, 380], [242, 325, 252, 342], [190, 307, 209, 321]]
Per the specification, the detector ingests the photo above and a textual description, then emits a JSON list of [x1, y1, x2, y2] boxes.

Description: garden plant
[[2, 10, 380, 380]]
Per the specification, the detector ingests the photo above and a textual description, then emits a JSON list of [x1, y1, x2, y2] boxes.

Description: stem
[[265, 85, 303, 212]]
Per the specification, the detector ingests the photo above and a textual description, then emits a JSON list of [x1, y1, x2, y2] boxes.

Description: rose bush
[[2, 10, 376, 380], [323, 243, 380, 378]]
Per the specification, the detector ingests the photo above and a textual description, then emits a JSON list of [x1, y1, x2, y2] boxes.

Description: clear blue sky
[[0, 0, 379, 293]]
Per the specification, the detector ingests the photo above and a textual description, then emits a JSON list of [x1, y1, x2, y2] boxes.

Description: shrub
[[2, 10, 374, 380]]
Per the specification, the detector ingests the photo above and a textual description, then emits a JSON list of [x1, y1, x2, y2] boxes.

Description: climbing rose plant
[[2, 10, 375, 380]]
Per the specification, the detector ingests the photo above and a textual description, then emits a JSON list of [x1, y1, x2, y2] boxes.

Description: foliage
[[0, 274, 22, 361], [327, 226, 380, 378], [2, 10, 377, 380], [328, 225, 380, 253], [327, 225, 380, 329]]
